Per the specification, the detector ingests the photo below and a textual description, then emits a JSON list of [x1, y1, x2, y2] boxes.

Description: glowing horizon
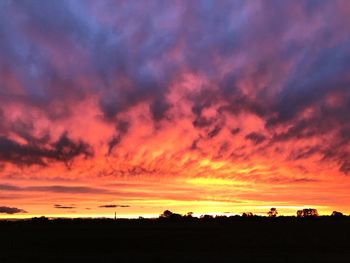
[[1, 1, 350, 219]]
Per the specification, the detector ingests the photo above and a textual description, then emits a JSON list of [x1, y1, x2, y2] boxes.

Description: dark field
[[1, 217, 350, 263]]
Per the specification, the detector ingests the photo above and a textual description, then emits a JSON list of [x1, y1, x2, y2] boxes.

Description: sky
[[1, 0, 350, 218]]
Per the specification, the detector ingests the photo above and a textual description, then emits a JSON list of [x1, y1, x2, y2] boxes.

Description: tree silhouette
[[297, 210, 304, 217], [267, 208, 278, 217], [186, 212, 193, 217], [297, 208, 318, 217], [331, 211, 343, 217], [242, 212, 253, 217], [160, 210, 174, 218], [183, 212, 194, 220], [159, 210, 182, 220]]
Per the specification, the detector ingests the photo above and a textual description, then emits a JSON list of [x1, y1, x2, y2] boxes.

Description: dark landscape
[[1, 216, 350, 263]]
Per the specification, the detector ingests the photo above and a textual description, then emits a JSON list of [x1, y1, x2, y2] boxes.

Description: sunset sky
[[1, 0, 350, 218]]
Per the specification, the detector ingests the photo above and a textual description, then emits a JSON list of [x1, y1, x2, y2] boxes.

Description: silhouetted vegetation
[[242, 212, 254, 217], [1, 212, 350, 262], [267, 207, 278, 217], [297, 208, 319, 217], [331, 211, 344, 217], [159, 209, 183, 220]]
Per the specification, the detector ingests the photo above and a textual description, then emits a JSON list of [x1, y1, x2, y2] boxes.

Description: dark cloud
[[190, 137, 200, 151], [288, 146, 319, 161], [266, 177, 320, 184], [193, 116, 217, 128], [271, 120, 317, 142], [268, 42, 350, 127], [214, 141, 230, 159], [0, 132, 92, 167], [340, 161, 350, 175], [0, 184, 110, 194], [0, 184, 21, 191], [1, 0, 348, 119], [54, 204, 75, 209], [0, 206, 27, 214], [245, 132, 266, 145], [149, 97, 172, 122], [28, 185, 108, 194], [108, 120, 130, 154], [52, 132, 93, 166], [207, 125, 222, 138], [230, 128, 241, 135], [98, 204, 130, 208], [269, 95, 350, 174], [322, 143, 350, 175]]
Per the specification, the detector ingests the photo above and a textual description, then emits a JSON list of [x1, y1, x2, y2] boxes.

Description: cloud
[[230, 128, 241, 135], [0, 184, 110, 194], [98, 204, 130, 208], [0, 132, 93, 167], [340, 161, 350, 175], [54, 204, 75, 209], [288, 146, 319, 161], [108, 120, 130, 154], [0, 206, 27, 214], [245, 132, 266, 145], [0, 0, 349, 178], [207, 125, 222, 139]]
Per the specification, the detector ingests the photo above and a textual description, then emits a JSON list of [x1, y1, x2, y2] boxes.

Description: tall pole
[[114, 212, 116, 220]]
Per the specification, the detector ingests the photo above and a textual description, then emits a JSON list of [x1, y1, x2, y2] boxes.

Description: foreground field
[[1, 217, 350, 262]]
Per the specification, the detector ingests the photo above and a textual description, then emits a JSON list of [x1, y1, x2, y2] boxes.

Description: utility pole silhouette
[[114, 212, 116, 220]]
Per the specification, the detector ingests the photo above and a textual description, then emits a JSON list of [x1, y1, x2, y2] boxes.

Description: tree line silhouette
[[157, 208, 346, 221], [24, 207, 347, 223]]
